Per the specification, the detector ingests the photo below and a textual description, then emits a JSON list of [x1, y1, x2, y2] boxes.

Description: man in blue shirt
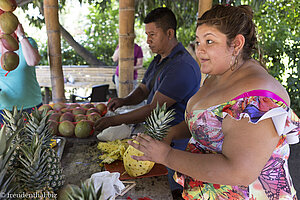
[[95, 7, 201, 198]]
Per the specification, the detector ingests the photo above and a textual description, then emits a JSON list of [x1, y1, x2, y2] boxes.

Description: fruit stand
[[59, 136, 173, 199], [42, 102, 174, 199]]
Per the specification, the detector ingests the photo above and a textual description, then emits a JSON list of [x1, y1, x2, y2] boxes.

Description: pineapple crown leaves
[[24, 108, 53, 146], [1, 106, 25, 133], [67, 180, 103, 200], [0, 125, 18, 195], [19, 135, 48, 167], [18, 136, 51, 191], [144, 102, 175, 141], [0, 166, 18, 195], [0, 124, 19, 166]]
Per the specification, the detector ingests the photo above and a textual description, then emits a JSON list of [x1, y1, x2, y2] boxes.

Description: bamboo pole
[[44, 0, 65, 102], [198, 0, 213, 86], [118, 0, 135, 97], [198, 0, 213, 18]]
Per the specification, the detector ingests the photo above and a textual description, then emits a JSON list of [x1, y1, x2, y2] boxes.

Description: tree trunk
[[44, 0, 65, 103], [118, 0, 135, 97], [198, 0, 213, 18], [59, 25, 105, 66], [198, 0, 212, 86], [37, 2, 106, 67]]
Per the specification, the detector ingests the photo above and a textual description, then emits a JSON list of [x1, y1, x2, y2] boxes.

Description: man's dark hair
[[144, 7, 177, 37]]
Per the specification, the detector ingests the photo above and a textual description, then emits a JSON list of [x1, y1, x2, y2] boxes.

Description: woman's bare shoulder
[[236, 62, 290, 105]]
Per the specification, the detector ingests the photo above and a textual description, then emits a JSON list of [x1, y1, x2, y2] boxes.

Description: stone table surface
[[59, 136, 173, 200]]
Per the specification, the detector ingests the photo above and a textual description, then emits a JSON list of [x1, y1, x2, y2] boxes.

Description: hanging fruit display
[[0, 33, 18, 51], [0, 11, 18, 34], [1, 51, 19, 71], [0, 0, 17, 12], [0, 0, 19, 72]]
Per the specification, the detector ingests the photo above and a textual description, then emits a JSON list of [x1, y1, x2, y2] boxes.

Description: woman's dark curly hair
[[197, 4, 265, 67]]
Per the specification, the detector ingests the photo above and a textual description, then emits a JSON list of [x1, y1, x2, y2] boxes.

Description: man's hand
[[107, 98, 125, 111], [94, 116, 117, 132]]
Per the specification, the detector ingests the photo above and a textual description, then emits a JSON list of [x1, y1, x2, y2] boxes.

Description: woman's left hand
[[128, 133, 172, 165]]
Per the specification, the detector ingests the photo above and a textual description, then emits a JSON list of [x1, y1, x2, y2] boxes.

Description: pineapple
[[2, 107, 26, 170], [60, 180, 103, 200], [1, 106, 26, 139], [22, 109, 65, 192], [0, 124, 18, 195], [123, 103, 175, 177], [18, 134, 57, 199], [97, 139, 131, 166], [3, 106, 64, 197]]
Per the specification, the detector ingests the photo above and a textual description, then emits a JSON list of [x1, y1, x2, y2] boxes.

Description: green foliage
[[19, 0, 299, 114], [135, 0, 198, 46], [143, 55, 154, 68], [84, 0, 119, 66], [254, 0, 300, 114], [38, 39, 87, 66], [60, 39, 87, 65]]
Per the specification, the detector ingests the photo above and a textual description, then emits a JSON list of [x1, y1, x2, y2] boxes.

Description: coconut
[[59, 112, 74, 122], [72, 106, 86, 115], [86, 108, 99, 115], [58, 121, 75, 137], [60, 107, 71, 113], [49, 113, 61, 122], [67, 103, 81, 109], [74, 114, 87, 122], [1, 51, 19, 71], [82, 103, 94, 109], [74, 120, 93, 138], [95, 103, 107, 115], [48, 120, 59, 135], [0, 0, 17, 12], [87, 112, 101, 122], [38, 104, 53, 112], [0, 12, 19, 34], [53, 102, 66, 111], [0, 33, 18, 51]]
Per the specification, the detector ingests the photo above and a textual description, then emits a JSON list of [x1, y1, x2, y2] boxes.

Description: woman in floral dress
[[128, 4, 299, 200]]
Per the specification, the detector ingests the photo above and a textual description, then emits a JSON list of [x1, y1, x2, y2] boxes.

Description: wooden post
[[198, 0, 213, 18], [118, 0, 135, 97], [198, 0, 213, 86], [44, 0, 65, 103]]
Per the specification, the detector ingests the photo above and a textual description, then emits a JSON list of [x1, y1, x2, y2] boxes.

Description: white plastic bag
[[89, 171, 125, 200], [97, 124, 131, 141]]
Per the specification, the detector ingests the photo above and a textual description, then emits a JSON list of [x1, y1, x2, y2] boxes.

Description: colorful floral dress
[[174, 96, 300, 200]]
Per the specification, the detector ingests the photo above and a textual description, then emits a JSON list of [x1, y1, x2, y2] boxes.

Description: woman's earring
[[230, 55, 235, 71], [230, 55, 238, 71]]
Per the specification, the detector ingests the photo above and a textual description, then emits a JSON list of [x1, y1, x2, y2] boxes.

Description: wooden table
[[59, 136, 173, 200], [35, 65, 146, 104]]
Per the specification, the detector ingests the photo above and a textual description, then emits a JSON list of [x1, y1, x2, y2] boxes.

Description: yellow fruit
[[0, 12, 19, 34], [97, 139, 131, 166], [123, 141, 155, 177], [122, 103, 175, 177], [50, 139, 57, 148]]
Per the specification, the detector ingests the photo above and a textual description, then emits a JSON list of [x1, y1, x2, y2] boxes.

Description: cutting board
[[104, 160, 168, 180]]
